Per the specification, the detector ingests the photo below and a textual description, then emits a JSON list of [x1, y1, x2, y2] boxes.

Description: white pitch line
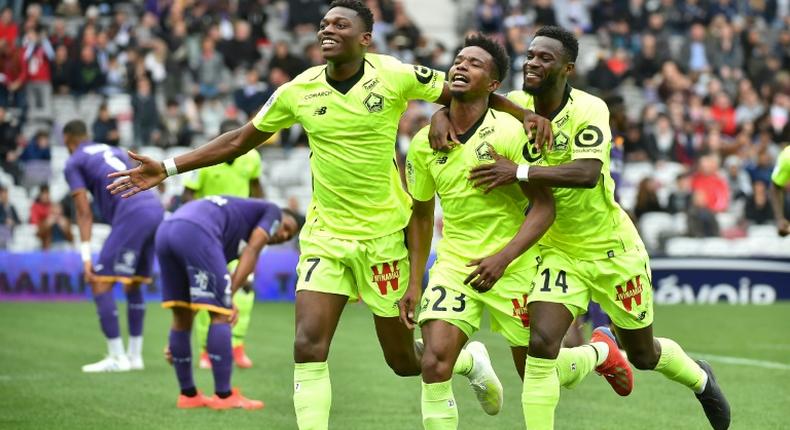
[[690, 353, 790, 371]]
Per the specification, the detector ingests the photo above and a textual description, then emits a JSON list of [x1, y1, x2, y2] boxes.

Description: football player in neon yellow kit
[[107, 2, 553, 428], [402, 34, 633, 430], [464, 26, 730, 430], [770, 145, 790, 236], [183, 119, 264, 370]]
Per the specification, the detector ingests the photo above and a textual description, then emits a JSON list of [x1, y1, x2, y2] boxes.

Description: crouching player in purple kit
[[157, 195, 301, 409], [63, 120, 165, 373]]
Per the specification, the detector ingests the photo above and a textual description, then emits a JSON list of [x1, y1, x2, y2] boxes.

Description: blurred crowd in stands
[[0, 0, 788, 254]]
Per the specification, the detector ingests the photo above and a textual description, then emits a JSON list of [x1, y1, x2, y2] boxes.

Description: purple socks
[[207, 323, 233, 395], [93, 291, 120, 339], [169, 329, 195, 391], [126, 288, 145, 337]]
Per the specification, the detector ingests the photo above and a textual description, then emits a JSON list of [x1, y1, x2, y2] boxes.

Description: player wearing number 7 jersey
[[63, 120, 165, 373]]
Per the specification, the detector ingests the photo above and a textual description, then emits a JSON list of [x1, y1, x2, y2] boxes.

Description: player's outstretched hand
[[106, 151, 167, 198], [398, 284, 421, 330], [524, 110, 553, 151], [469, 144, 518, 193], [83, 261, 95, 283], [428, 107, 460, 152], [464, 253, 511, 292]]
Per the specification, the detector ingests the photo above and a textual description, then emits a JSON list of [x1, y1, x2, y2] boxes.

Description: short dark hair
[[282, 208, 306, 231], [535, 26, 578, 63], [328, 0, 374, 32], [63, 120, 88, 137], [463, 34, 510, 81]]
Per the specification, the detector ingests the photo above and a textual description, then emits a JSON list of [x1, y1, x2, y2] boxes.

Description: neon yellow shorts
[[528, 245, 654, 329], [417, 263, 535, 346], [296, 228, 408, 317]]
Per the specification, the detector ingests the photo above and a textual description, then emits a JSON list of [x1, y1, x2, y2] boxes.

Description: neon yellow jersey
[[252, 54, 444, 240], [507, 86, 643, 260], [183, 149, 261, 198], [406, 109, 541, 273], [771, 146, 790, 187]]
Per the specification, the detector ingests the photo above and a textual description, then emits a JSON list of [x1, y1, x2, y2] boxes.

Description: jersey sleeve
[[497, 121, 535, 164], [183, 169, 203, 191], [771, 148, 790, 187], [256, 202, 283, 237], [252, 82, 297, 132], [63, 158, 86, 192], [570, 98, 612, 162], [382, 55, 445, 103], [405, 133, 436, 202]]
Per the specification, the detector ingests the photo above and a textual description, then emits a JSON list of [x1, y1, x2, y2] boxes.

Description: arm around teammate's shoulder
[[527, 158, 602, 189]]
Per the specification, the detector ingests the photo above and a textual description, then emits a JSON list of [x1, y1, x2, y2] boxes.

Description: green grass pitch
[[1, 302, 788, 429]]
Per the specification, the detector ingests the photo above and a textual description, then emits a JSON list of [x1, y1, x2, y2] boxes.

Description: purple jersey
[[64, 142, 162, 223], [167, 196, 282, 261]]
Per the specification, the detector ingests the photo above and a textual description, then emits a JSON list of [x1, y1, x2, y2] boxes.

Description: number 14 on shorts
[[539, 268, 568, 293]]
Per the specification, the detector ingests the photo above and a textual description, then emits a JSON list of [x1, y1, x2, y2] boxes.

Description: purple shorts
[[94, 205, 164, 284], [156, 220, 232, 315]]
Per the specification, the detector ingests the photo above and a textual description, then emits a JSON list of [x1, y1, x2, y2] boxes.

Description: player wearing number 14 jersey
[[469, 26, 731, 429], [63, 120, 165, 373], [404, 35, 633, 430]]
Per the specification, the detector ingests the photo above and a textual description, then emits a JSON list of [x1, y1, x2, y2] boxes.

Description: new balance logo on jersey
[[615, 276, 644, 312], [371, 260, 400, 295], [314, 106, 327, 115], [436, 156, 448, 164], [511, 294, 530, 328]]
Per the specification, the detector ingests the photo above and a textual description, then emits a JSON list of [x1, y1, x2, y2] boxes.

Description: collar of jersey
[[320, 58, 371, 95], [455, 108, 492, 144], [544, 84, 573, 121]]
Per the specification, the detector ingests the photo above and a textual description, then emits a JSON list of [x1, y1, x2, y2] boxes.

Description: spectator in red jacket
[[29, 184, 51, 225], [0, 39, 25, 110], [0, 8, 17, 47], [22, 26, 54, 116], [691, 153, 731, 213], [710, 92, 737, 136]]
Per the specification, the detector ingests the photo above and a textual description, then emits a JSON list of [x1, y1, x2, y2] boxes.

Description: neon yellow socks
[[231, 289, 255, 347], [654, 338, 707, 393], [294, 362, 331, 430], [555, 344, 604, 389], [522, 355, 560, 430], [421, 380, 458, 430]]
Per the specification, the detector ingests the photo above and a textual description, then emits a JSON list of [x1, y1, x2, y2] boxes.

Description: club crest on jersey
[[364, 92, 384, 113], [475, 142, 493, 161], [371, 260, 400, 295], [553, 131, 569, 152]]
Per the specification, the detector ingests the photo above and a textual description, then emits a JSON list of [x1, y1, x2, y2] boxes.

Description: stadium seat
[[638, 212, 678, 251], [21, 161, 53, 189], [665, 237, 703, 256], [138, 146, 165, 162], [747, 224, 777, 238]]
